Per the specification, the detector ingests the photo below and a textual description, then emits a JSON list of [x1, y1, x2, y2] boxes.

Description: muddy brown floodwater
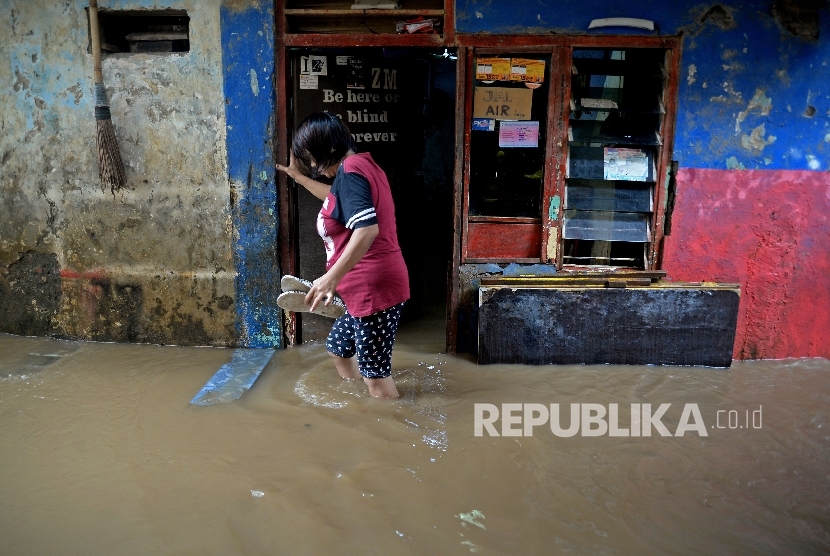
[[1, 320, 829, 555]]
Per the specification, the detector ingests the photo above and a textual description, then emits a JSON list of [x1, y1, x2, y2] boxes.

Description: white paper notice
[[498, 121, 540, 148], [299, 75, 319, 90], [581, 98, 619, 109], [604, 148, 649, 181], [300, 55, 328, 76]]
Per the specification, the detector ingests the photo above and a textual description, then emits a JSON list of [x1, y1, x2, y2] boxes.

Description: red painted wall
[[662, 169, 830, 360]]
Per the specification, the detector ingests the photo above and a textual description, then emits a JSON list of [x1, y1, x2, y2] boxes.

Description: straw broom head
[[90, 0, 126, 194], [94, 86, 127, 194]]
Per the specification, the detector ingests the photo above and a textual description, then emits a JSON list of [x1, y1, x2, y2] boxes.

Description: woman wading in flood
[[276, 112, 409, 399]]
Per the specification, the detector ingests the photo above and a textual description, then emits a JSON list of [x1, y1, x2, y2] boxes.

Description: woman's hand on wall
[[276, 153, 332, 201], [275, 153, 304, 182]]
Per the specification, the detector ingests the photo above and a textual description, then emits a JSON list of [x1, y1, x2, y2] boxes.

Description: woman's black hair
[[292, 111, 357, 176]]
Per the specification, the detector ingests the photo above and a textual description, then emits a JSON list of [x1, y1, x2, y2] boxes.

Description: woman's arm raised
[[275, 154, 331, 201]]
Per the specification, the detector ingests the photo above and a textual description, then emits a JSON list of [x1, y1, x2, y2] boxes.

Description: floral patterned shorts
[[325, 302, 405, 379]]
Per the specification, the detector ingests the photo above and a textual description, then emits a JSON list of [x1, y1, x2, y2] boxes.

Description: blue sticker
[[472, 118, 496, 131]]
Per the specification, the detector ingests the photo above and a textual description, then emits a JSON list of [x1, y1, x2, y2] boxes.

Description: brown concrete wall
[[0, 1, 236, 345]]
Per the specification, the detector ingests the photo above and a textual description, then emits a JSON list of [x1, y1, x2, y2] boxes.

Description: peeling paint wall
[[220, 1, 280, 348], [456, 1, 830, 358], [457, 1, 830, 170], [0, 1, 277, 346], [676, 4, 829, 171], [662, 169, 830, 359]]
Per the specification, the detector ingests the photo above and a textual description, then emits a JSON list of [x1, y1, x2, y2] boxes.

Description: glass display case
[[563, 48, 668, 268]]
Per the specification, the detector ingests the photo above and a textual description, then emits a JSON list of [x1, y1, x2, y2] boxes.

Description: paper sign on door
[[473, 87, 533, 120], [498, 121, 540, 148]]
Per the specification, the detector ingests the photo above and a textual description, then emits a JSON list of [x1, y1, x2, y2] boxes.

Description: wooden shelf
[[571, 97, 665, 115], [572, 60, 668, 79], [286, 16, 443, 36], [284, 33, 444, 46], [284, 0, 446, 37], [285, 9, 443, 16], [467, 216, 542, 224], [568, 122, 663, 146]]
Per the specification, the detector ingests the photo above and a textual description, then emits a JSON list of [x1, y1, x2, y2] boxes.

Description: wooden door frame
[[275, 31, 462, 349]]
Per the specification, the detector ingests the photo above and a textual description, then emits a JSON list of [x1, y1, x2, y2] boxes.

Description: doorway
[[288, 48, 457, 342]]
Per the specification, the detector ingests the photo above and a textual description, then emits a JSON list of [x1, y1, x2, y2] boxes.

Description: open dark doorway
[[289, 47, 457, 342]]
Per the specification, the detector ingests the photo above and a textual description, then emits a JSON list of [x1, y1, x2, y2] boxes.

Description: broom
[[89, 0, 126, 193]]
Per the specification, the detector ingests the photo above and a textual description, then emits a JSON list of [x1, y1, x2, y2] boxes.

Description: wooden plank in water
[[478, 286, 740, 367], [190, 349, 275, 406]]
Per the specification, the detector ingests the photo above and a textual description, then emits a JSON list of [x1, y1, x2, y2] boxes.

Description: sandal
[[280, 274, 313, 293], [277, 290, 346, 319]]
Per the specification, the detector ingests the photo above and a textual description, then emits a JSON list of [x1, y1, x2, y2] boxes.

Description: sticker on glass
[[604, 148, 650, 181], [300, 55, 328, 76], [472, 118, 496, 131], [347, 58, 366, 89], [476, 57, 511, 81], [510, 58, 545, 84], [499, 120, 540, 148], [299, 75, 318, 90]]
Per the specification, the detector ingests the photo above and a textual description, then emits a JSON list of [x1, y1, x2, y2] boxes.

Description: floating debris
[[461, 539, 484, 553], [457, 509, 486, 530]]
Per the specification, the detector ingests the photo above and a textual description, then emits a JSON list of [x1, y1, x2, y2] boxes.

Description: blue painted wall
[[456, 1, 830, 171], [220, 1, 280, 347]]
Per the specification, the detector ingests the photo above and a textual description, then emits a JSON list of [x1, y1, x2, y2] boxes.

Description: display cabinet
[[563, 47, 669, 268], [460, 40, 680, 270]]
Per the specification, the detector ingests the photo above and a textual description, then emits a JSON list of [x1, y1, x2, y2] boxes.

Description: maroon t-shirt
[[317, 152, 410, 317]]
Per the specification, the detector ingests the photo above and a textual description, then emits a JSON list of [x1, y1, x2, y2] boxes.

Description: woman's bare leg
[[330, 353, 398, 398], [329, 352, 361, 380], [364, 376, 399, 399]]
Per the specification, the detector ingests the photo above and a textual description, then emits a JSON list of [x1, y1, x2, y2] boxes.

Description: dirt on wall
[[0, 251, 61, 336], [1, 1, 238, 347], [772, 0, 827, 41], [53, 269, 237, 347]]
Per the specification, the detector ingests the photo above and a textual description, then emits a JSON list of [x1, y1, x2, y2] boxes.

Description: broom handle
[[89, 0, 103, 84]]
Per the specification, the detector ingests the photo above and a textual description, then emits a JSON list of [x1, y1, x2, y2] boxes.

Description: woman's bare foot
[[364, 376, 399, 399]]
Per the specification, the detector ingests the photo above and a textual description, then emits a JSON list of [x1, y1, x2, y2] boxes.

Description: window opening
[[94, 10, 190, 54], [563, 48, 667, 269]]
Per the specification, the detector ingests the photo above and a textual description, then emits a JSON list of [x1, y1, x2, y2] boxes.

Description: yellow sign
[[473, 87, 533, 120], [476, 57, 511, 81], [510, 58, 546, 83]]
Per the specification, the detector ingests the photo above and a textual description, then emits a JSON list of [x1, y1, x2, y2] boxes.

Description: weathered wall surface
[[0, 0, 254, 346], [663, 169, 830, 359], [220, 0, 280, 348], [456, 0, 830, 358]]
